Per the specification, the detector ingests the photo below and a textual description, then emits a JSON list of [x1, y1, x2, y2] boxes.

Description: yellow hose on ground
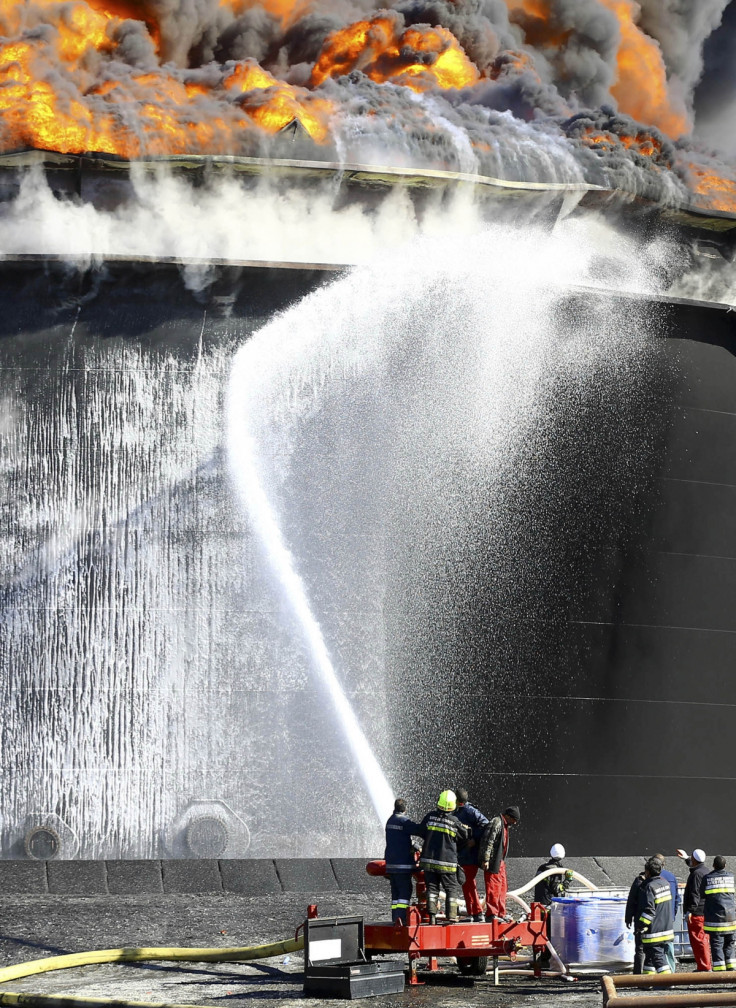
[[0, 938, 304, 1008]]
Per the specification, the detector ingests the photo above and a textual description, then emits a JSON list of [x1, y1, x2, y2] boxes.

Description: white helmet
[[692, 848, 706, 863], [550, 843, 566, 859]]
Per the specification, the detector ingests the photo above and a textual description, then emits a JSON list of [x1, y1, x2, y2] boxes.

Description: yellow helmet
[[437, 789, 456, 811]]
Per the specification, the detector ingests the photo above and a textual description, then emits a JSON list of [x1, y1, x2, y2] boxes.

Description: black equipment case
[[303, 916, 405, 998]]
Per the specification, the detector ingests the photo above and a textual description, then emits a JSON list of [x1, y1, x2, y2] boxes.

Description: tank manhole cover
[[185, 816, 229, 858], [25, 826, 61, 860]]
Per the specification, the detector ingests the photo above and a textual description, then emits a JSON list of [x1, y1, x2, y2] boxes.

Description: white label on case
[[310, 939, 342, 961]]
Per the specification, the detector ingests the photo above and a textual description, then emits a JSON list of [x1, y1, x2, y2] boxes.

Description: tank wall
[[1, 261, 735, 858], [0, 263, 385, 859]]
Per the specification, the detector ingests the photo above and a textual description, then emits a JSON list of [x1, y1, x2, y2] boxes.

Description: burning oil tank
[[1, 157, 736, 859]]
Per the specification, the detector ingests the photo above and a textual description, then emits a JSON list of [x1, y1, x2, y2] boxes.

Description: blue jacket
[[455, 802, 489, 866], [384, 812, 421, 873], [660, 867, 682, 916]]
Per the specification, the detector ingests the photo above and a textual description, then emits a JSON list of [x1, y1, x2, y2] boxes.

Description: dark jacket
[[626, 872, 646, 927], [684, 862, 710, 917], [455, 802, 489, 867], [478, 815, 508, 874], [534, 857, 566, 906], [660, 867, 682, 916], [636, 875, 674, 945], [384, 812, 422, 874], [418, 809, 470, 874], [703, 868, 736, 933]]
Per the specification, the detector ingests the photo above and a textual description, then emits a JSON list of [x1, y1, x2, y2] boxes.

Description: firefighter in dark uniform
[[636, 856, 675, 975], [703, 856, 736, 971], [534, 844, 571, 906], [383, 798, 422, 924], [683, 848, 712, 971], [626, 864, 647, 974], [454, 787, 489, 922], [535, 844, 573, 968], [418, 789, 470, 924]]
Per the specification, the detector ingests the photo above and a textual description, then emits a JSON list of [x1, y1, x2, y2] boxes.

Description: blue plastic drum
[[550, 895, 635, 966]]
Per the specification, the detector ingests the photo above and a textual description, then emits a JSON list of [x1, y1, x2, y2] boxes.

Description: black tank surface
[[388, 297, 736, 856]]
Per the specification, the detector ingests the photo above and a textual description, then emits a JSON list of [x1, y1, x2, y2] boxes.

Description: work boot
[[472, 914, 484, 922]]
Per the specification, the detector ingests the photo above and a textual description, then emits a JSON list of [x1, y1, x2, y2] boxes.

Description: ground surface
[[0, 891, 612, 1007]]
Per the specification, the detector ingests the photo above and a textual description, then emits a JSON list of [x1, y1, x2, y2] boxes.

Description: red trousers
[[688, 914, 712, 972], [461, 864, 492, 916], [486, 862, 508, 917]]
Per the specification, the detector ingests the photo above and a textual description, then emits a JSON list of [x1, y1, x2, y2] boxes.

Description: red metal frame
[[363, 903, 550, 985]]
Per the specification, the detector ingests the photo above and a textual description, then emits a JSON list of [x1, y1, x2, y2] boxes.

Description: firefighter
[[636, 856, 674, 975], [534, 844, 571, 906], [454, 787, 489, 922], [383, 798, 422, 924], [703, 856, 736, 971], [655, 853, 682, 973], [418, 789, 470, 924], [683, 848, 712, 971], [626, 862, 647, 974], [478, 806, 520, 921], [534, 843, 572, 968]]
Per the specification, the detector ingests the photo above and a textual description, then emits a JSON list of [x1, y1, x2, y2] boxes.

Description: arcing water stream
[[223, 214, 666, 829]]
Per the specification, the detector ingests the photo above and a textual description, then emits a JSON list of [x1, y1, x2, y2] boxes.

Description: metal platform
[[364, 904, 549, 984]]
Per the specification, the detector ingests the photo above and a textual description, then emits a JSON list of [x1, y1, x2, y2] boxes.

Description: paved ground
[[0, 891, 654, 1008]]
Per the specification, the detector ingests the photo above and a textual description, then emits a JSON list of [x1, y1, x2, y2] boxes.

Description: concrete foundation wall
[[0, 856, 713, 895]]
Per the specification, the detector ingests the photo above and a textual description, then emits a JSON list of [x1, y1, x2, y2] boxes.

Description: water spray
[[226, 345, 394, 823]]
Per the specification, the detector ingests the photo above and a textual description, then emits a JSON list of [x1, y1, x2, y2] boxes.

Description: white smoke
[[0, 163, 487, 274]]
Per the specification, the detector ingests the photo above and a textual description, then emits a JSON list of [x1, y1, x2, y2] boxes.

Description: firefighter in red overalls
[[478, 806, 520, 922]]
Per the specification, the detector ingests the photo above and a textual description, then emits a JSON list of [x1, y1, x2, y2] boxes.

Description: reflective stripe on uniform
[[427, 824, 457, 837], [386, 864, 415, 871], [704, 922, 736, 932], [655, 892, 672, 904], [705, 887, 735, 894], [643, 931, 674, 943]]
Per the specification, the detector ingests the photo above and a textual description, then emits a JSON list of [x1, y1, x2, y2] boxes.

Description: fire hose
[[0, 867, 600, 1004], [0, 939, 303, 1008], [502, 867, 599, 979]]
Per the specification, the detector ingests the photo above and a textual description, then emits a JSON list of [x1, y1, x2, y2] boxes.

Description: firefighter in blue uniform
[[418, 789, 471, 924], [636, 856, 674, 975], [454, 787, 489, 921], [703, 856, 736, 971], [384, 798, 422, 924]]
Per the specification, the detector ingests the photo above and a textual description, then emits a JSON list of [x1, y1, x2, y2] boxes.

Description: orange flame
[[0, 5, 333, 157], [218, 0, 305, 30], [0, 0, 734, 214], [226, 60, 332, 142], [503, 0, 688, 140], [600, 0, 688, 140], [686, 167, 736, 214], [311, 14, 479, 92], [581, 126, 664, 161]]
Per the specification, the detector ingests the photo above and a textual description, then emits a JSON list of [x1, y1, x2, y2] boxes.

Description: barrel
[[550, 895, 634, 966]]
